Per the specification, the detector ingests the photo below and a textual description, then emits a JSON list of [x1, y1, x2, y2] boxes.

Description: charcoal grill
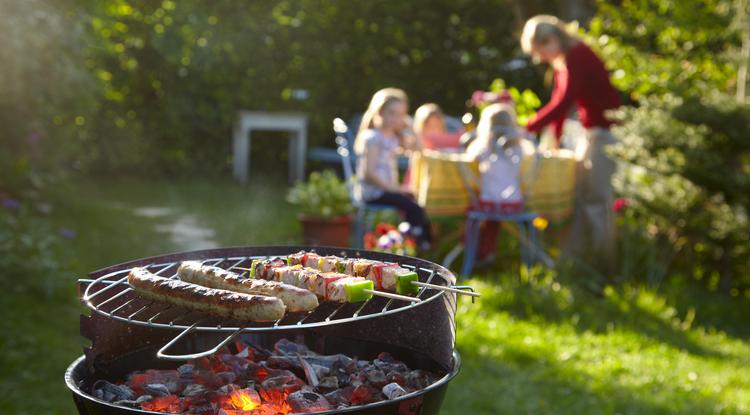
[[68, 246, 472, 414]]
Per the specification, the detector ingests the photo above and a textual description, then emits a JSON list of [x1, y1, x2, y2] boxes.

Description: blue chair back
[[333, 118, 360, 207]]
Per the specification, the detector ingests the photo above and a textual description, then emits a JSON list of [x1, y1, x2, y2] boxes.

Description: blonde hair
[[354, 87, 409, 155], [413, 103, 445, 137], [520, 15, 577, 61], [468, 103, 518, 157]]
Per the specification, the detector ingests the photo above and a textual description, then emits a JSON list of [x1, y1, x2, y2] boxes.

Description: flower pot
[[298, 214, 353, 247]]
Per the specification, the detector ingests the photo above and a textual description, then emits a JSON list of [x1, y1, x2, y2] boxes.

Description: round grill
[[80, 246, 472, 361]]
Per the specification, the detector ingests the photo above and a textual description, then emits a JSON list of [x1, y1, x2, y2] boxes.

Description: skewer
[[233, 267, 475, 299], [411, 281, 481, 298], [365, 289, 421, 303]]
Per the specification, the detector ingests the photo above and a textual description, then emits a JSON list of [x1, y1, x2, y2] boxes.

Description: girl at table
[[413, 103, 462, 150], [465, 103, 533, 264], [354, 88, 432, 249], [520, 15, 621, 270]]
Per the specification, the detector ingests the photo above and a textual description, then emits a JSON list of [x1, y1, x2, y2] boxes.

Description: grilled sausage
[[177, 261, 319, 312], [127, 268, 285, 322]]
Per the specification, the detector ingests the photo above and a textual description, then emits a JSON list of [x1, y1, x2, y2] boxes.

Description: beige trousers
[[564, 127, 617, 272]]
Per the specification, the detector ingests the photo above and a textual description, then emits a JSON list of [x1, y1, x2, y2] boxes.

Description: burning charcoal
[[287, 390, 333, 413], [143, 383, 171, 397], [406, 369, 435, 390], [92, 380, 135, 402], [324, 385, 354, 407], [136, 395, 152, 404], [217, 371, 237, 385], [303, 354, 353, 372], [266, 355, 302, 371], [177, 363, 195, 378], [274, 338, 312, 356], [128, 369, 180, 394], [383, 382, 408, 399], [140, 394, 182, 413], [316, 376, 339, 391], [182, 384, 206, 397], [365, 369, 387, 387], [185, 398, 214, 414], [261, 372, 304, 393], [386, 371, 407, 387], [221, 357, 251, 375], [373, 353, 408, 373], [350, 384, 377, 405]]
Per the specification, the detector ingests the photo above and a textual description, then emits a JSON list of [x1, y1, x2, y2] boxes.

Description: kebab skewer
[[288, 251, 480, 299], [246, 261, 419, 303]]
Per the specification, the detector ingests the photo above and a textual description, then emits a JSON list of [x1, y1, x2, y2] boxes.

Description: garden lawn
[[1, 177, 748, 414]]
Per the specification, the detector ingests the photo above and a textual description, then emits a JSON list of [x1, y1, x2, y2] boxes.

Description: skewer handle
[[234, 267, 253, 273], [411, 281, 482, 298], [363, 289, 421, 303]]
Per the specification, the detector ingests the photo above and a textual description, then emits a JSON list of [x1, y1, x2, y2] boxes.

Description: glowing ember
[[227, 388, 261, 411], [93, 339, 441, 414]]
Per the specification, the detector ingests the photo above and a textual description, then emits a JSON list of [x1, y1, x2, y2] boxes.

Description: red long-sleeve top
[[525, 42, 621, 139]]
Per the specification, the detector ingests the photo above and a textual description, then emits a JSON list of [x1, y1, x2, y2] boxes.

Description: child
[[413, 103, 462, 150], [354, 88, 432, 249], [465, 103, 534, 263]]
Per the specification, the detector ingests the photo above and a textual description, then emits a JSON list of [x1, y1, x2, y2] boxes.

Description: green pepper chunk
[[345, 280, 374, 302], [395, 271, 419, 296]]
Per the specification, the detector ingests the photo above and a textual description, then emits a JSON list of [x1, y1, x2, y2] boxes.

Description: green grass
[[1, 176, 749, 414], [444, 273, 750, 415]]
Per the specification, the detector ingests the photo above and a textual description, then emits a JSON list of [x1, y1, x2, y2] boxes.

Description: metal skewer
[[411, 281, 481, 298], [364, 289, 421, 303]]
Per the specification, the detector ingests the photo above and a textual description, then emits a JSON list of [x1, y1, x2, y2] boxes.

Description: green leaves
[[286, 170, 353, 219]]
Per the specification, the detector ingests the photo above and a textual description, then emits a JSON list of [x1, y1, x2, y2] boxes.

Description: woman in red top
[[521, 15, 621, 273]]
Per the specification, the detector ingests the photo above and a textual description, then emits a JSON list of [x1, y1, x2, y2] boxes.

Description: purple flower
[[1, 198, 21, 210], [58, 227, 77, 239]]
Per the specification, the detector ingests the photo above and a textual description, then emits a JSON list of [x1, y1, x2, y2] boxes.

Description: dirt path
[[133, 206, 218, 251]]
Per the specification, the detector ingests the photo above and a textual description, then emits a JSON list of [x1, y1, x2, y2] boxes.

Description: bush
[[286, 170, 354, 219], [0, 205, 70, 297], [610, 93, 750, 292]]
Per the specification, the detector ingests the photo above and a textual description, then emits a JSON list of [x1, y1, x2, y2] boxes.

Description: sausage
[[127, 267, 285, 322], [177, 261, 319, 312]]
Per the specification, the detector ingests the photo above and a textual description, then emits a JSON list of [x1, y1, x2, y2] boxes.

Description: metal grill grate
[[81, 251, 470, 360]]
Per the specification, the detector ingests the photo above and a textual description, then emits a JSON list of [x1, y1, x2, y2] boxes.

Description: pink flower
[[613, 198, 630, 214]]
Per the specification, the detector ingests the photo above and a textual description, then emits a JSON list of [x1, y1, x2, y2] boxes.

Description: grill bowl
[[65, 335, 461, 415]]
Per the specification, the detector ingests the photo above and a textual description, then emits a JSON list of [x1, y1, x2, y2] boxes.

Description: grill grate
[[80, 251, 469, 360]]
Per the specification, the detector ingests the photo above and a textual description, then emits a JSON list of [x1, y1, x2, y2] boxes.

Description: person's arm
[[526, 55, 582, 138]]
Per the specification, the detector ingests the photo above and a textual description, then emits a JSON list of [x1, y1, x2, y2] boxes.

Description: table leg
[[233, 126, 250, 184], [296, 127, 307, 182]]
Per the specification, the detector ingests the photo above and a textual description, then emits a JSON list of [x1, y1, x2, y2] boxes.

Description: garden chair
[[333, 118, 399, 248], [424, 148, 544, 277]]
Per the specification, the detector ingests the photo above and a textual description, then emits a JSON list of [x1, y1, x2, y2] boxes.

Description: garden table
[[232, 111, 308, 184]]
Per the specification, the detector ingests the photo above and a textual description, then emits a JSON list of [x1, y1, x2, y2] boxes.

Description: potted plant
[[286, 170, 354, 246]]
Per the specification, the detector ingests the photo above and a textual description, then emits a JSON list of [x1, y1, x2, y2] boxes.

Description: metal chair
[[333, 118, 399, 248], [442, 147, 544, 277]]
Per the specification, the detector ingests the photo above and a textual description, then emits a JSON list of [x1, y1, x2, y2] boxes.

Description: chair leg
[[461, 218, 481, 276], [528, 221, 538, 266], [517, 220, 530, 270]]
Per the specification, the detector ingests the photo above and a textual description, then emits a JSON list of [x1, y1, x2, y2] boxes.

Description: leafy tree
[[588, 0, 738, 99]]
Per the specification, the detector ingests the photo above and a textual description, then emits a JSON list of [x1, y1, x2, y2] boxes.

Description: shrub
[[0, 205, 69, 297], [286, 170, 354, 219], [610, 93, 750, 292]]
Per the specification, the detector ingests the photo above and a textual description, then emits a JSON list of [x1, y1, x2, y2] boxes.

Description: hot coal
[[90, 338, 441, 414]]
